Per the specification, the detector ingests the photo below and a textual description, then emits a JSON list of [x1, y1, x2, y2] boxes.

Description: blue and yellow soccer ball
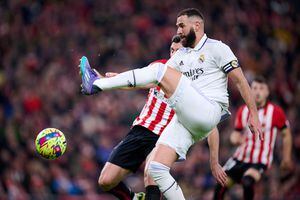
[[35, 128, 67, 160]]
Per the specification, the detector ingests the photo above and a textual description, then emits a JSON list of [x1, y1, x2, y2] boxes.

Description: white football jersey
[[166, 34, 238, 110]]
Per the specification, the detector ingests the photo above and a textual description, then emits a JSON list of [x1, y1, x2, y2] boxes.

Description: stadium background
[[0, 0, 299, 199]]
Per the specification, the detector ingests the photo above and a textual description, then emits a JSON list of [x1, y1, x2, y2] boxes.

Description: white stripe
[[261, 104, 274, 165], [241, 106, 249, 128], [244, 131, 253, 163], [132, 90, 155, 126], [153, 103, 170, 134]]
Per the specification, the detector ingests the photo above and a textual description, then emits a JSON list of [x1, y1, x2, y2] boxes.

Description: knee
[[98, 173, 115, 191], [147, 161, 170, 180], [241, 175, 255, 189], [144, 169, 156, 186]]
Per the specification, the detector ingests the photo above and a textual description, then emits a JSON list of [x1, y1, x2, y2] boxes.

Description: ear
[[194, 20, 202, 32]]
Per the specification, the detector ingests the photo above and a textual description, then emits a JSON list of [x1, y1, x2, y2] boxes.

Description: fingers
[[213, 165, 227, 187], [217, 168, 227, 187], [258, 129, 264, 141], [248, 124, 264, 141], [105, 72, 118, 77]]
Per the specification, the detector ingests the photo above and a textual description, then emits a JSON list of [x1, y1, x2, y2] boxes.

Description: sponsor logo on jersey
[[182, 68, 204, 80]]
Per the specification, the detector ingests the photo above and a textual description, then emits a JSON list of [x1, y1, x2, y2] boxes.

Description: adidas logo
[[179, 61, 184, 66]]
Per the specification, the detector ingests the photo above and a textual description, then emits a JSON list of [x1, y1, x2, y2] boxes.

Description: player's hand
[[211, 163, 227, 187], [280, 159, 294, 171], [248, 114, 263, 141], [105, 72, 119, 77]]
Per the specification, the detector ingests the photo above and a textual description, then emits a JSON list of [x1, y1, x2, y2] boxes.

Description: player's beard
[[181, 28, 196, 48]]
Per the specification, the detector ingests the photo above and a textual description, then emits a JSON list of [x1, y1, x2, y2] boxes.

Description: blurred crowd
[[0, 0, 300, 199]]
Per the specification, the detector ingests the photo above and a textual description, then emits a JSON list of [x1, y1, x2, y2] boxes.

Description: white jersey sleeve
[[214, 42, 239, 74]]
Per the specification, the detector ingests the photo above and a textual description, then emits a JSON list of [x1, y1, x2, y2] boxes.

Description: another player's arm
[[228, 68, 262, 140], [280, 127, 293, 170], [207, 128, 227, 186]]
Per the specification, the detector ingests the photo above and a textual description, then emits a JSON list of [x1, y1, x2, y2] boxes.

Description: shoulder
[[149, 59, 168, 65], [236, 105, 248, 116], [207, 38, 230, 50], [270, 103, 285, 115]]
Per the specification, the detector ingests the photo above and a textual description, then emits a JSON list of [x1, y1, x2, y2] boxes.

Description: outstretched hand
[[211, 163, 227, 187]]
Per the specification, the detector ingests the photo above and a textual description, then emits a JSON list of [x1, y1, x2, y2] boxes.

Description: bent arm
[[281, 128, 293, 169], [228, 68, 262, 140], [228, 68, 257, 116], [208, 127, 220, 165]]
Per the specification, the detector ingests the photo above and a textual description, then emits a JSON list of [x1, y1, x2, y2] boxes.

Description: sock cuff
[[148, 161, 170, 172], [242, 175, 255, 185]]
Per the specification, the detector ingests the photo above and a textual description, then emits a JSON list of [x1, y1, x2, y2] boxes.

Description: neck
[[192, 32, 204, 48], [256, 100, 267, 109]]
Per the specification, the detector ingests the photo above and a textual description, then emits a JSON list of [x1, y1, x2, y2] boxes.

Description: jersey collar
[[193, 34, 208, 51]]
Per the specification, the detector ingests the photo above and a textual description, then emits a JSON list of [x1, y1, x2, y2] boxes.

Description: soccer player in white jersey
[[79, 8, 262, 200], [213, 76, 293, 200]]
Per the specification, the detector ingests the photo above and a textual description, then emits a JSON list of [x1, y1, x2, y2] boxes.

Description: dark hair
[[177, 8, 204, 20], [171, 35, 181, 43], [252, 76, 267, 84]]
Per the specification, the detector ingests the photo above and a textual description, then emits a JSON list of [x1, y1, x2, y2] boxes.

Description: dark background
[[0, 0, 300, 199]]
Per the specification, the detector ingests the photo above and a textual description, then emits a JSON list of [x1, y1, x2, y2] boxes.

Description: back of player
[[214, 76, 293, 200]]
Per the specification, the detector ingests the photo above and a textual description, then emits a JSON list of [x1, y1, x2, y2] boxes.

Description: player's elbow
[[230, 131, 242, 146]]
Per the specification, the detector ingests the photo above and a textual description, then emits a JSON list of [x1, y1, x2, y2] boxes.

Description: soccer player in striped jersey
[[97, 36, 181, 200], [213, 76, 293, 200]]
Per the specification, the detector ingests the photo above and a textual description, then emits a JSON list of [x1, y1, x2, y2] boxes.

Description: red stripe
[[139, 97, 157, 127], [258, 106, 268, 163], [159, 110, 175, 135], [148, 102, 167, 131]]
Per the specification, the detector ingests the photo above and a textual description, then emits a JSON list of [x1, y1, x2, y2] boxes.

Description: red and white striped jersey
[[233, 102, 289, 167], [132, 59, 175, 135]]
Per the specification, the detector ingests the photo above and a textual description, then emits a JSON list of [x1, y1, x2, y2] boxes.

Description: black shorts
[[223, 158, 267, 183], [108, 125, 159, 172]]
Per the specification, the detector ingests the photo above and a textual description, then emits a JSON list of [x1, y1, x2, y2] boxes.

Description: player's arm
[[228, 68, 263, 140], [207, 127, 227, 186], [230, 130, 244, 146], [280, 127, 293, 171]]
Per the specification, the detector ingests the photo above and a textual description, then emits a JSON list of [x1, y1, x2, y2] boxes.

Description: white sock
[[93, 64, 167, 90], [148, 161, 185, 200]]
